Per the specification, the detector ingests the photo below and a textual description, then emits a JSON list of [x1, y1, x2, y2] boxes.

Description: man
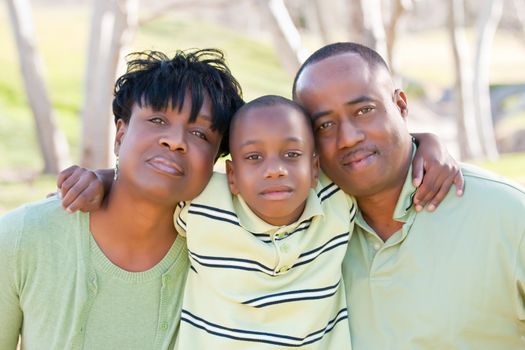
[[293, 42, 525, 349]]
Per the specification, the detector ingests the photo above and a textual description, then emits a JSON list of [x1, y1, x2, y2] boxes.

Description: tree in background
[[6, 0, 70, 174], [81, 0, 138, 169]]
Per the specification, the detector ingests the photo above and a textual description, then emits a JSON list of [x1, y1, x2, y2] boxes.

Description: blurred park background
[[1, 0, 524, 215]]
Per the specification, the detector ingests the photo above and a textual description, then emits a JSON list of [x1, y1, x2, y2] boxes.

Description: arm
[[0, 213, 23, 349], [411, 133, 464, 212], [57, 165, 113, 213]]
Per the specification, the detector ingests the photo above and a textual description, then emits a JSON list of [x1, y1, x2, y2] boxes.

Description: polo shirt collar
[[392, 143, 418, 223], [233, 188, 324, 235]]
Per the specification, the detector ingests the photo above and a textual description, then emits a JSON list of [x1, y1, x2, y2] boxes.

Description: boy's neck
[[89, 183, 178, 272]]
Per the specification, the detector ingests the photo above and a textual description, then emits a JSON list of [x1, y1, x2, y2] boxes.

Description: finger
[[61, 172, 94, 212], [413, 164, 443, 211], [453, 169, 464, 196], [71, 180, 104, 213], [57, 165, 79, 189], [426, 174, 455, 212], [411, 154, 424, 189]]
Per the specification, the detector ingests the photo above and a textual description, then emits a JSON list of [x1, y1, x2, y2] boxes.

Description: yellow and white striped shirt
[[174, 171, 355, 349]]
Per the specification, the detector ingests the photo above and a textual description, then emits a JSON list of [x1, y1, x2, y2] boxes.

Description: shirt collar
[[233, 188, 324, 235], [392, 142, 418, 222]]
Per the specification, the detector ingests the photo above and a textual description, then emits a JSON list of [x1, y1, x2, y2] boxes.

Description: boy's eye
[[149, 117, 165, 125], [246, 154, 262, 161], [284, 151, 301, 158], [191, 130, 207, 140], [357, 106, 374, 116]]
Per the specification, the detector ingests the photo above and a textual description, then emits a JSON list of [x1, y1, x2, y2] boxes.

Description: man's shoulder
[[461, 163, 525, 200]]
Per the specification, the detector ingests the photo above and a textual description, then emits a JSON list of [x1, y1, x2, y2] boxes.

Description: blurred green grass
[[0, 5, 523, 215]]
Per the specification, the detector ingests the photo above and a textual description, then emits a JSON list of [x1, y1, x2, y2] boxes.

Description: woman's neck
[[89, 183, 178, 272]]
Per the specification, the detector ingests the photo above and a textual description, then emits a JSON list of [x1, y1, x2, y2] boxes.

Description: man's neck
[[90, 184, 178, 272], [356, 185, 404, 242]]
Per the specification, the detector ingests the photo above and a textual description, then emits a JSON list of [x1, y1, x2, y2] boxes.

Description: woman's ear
[[114, 119, 127, 156], [311, 152, 320, 188], [226, 159, 239, 195]]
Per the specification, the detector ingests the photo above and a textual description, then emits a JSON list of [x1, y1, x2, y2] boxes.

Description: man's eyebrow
[[311, 95, 375, 121]]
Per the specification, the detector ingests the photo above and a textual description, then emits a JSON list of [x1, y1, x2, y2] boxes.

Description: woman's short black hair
[[112, 49, 244, 157]]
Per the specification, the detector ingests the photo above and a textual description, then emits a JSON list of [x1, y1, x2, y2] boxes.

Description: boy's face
[[115, 94, 221, 204], [226, 104, 319, 226]]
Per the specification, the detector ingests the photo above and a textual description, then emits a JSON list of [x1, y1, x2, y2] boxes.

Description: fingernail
[[427, 204, 435, 212], [457, 189, 463, 196], [66, 207, 73, 213], [415, 205, 422, 212], [57, 191, 62, 199]]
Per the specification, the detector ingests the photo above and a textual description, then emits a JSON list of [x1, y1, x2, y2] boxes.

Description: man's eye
[[191, 130, 207, 140], [149, 117, 165, 125], [284, 151, 301, 158], [246, 154, 261, 160], [357, 107, 374, 115], [317, 121, 334, 131]]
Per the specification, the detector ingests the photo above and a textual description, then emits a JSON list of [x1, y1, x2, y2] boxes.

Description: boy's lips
[[147, 156, 184, 176], [259, 186, 293, 200]]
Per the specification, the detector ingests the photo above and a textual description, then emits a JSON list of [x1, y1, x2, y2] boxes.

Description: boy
[[174, 95, 355, 349]]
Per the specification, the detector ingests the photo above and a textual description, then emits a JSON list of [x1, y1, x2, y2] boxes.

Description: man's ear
[[114, 119, 127, 156], [394, 89, 408, 119], [226, 159, 239, 195], [311, 152, 320, 188]]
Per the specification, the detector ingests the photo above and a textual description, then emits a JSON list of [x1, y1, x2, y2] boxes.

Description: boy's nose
[[263, 158, 288, 178]]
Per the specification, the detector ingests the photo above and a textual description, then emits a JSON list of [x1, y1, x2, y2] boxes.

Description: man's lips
[[259, 186, 293, 200], [341, 150, 377, 170], [147, 156, 184, 176]]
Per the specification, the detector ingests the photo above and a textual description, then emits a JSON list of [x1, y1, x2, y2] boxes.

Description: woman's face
[[114, 94, 221, 205]]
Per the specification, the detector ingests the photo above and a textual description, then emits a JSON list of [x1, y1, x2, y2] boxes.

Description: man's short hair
[[292, 42, 391, 99]]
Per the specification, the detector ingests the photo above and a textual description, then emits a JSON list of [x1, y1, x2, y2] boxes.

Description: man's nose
[[337, 119, 364, 150]]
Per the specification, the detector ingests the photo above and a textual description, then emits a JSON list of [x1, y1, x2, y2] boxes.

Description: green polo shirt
[[342, 159, 525, 349]]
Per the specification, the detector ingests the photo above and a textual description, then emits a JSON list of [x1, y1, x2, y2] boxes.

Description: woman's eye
[[284, 151, 301, 158], [191, 130, 207, 140], [149, 117, 165, 125]]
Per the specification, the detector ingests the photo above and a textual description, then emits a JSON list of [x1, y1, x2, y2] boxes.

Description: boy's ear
[[311, 152, 320, 188], [226, 159, 240, 195], [114, 119, 127, 156]]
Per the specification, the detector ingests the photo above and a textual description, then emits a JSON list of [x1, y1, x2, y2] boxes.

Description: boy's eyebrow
[[239, 136, 304, 148], [310, 95, 375, 121]]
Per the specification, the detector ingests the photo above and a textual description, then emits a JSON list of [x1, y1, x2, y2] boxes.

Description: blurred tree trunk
[[6, 0, 71, 174], [311, 0, 331, 44], [473, 0, 502, 160], [255, 0, 308, 75], [354, 0, 388, 60], [81, 0, 138, 169], [448, 0, 483, 160], [386, 0, 414, 74]]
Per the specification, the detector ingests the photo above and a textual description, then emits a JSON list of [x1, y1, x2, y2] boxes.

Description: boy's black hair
[[230, 95, 313, 145], [113, 49, 244, 158], [292, 42, 390, 99]]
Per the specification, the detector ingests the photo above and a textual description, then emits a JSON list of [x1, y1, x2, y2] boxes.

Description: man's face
[[226, 104, 318, 226], [115, 94, 221, 205], [294, 53, 412, 197]]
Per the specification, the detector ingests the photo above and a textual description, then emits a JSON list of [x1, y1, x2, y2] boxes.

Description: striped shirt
[[174, 171, 356, 349]]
